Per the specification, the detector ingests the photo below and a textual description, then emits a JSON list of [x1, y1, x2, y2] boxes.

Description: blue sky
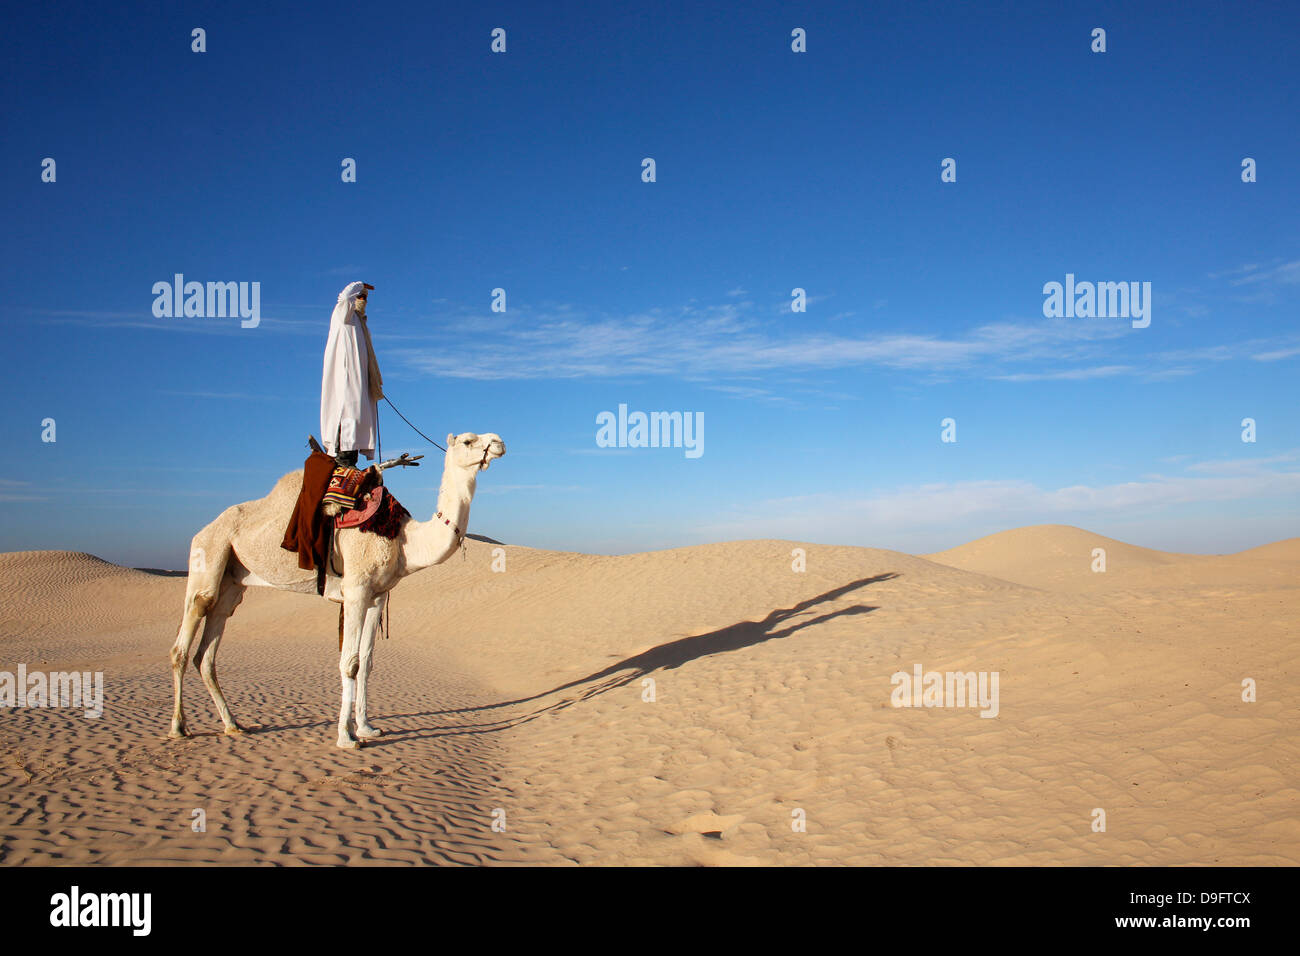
[[3, 0, 1297, 568]]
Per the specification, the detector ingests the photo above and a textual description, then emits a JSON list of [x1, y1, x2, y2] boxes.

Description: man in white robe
[[320, 281, 383, 468]]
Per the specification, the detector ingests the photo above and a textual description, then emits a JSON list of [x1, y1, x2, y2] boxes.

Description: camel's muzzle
[[479, 441, 506, 470]]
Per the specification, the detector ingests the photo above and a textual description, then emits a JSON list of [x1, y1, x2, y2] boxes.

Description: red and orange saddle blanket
[[333, 479, 410, 537], [322, 465, 373, 512], [280, 453, 412, 595]]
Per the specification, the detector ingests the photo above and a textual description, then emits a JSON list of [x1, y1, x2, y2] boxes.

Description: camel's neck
[[400, 462, 477, 573]]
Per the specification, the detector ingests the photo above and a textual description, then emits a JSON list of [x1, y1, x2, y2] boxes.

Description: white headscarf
[[320, 282, 381, 458], [331, 281, 370, 317]]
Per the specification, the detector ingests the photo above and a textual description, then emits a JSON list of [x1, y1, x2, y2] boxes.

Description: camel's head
[[446, 432, 506, 473]]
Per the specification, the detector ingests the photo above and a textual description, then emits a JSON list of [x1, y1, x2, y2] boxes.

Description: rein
[[383, 396, 446, 451], [382, 394, 478, 560]]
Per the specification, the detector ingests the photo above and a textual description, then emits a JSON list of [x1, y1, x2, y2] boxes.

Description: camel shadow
[[362, 572, 900, 745]]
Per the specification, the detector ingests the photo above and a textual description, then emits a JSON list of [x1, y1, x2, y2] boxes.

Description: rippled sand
[[2, 526, 1296, 865]]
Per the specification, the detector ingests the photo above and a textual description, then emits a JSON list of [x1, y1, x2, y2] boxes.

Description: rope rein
[[383, 396, 446, 451]]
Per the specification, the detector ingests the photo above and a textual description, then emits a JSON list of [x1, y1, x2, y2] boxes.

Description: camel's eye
[[463, 439, 473, 445]]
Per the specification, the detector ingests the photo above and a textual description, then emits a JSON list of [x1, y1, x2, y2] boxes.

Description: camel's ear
[[447, 433, 456, 446]]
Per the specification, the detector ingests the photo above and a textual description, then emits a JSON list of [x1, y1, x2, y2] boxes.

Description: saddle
[[322, 465, 381, 517], [280, 441, 411, 596], [335, 483, 386, 528]]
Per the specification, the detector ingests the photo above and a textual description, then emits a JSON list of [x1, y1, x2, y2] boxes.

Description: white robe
[[320, 284, 378, 458]]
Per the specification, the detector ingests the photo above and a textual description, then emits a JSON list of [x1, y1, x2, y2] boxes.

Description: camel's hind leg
[[194, 574, 247, 735], [169, 541, 230, 738], [169, 608, 204, 738]]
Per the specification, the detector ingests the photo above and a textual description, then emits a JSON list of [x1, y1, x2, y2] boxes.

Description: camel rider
[[321, 281, 383, 469]]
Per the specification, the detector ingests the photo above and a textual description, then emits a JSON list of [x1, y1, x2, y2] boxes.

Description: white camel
[[169, 432, 505, 748]]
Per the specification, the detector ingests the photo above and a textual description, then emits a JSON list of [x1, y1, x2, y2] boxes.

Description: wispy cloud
[[27, 309, 321, 336], [1153, 338, 1300, 365], [1208, 263, 1261, 280], [392, 295, 1300, 388], [0, 479, 47, 502], [695, 461, 1300, 545], [1226, 259, 1300, 287], [1185, 451, 1300, 474], [1252, 346, 1300, 361], [992, 365, 1132, 382], [703, 383, 801, 404], [393, 301, 1144, 382], [158, 390, 294, 401], [476, 484, 589, 494]]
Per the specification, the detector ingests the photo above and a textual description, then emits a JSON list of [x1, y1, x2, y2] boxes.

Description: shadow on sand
[[355, 571, 900, 746]]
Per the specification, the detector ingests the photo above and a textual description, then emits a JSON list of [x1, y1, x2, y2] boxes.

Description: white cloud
[[692, 465, 1300, 549], [1208, 263, 1260, 280], [393, 302, 1142, 381], [1253, 346, 1300, 362], [992, 365, 1132, 382], [1185, 452, 1299, 474], [31, 310, 319, 336], [476, 484, 589, 494], [1228, 259, 1300, 286], [0, 479, 46, 502], [158, 390, 292, 400]]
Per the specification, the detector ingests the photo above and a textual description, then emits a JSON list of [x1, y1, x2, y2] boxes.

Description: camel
[[168, 432, 505, 748]]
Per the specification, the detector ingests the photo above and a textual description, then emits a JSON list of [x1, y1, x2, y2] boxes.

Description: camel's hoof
[[336, 738, 362, 750], [224, 724, 246, 737], [355, 725, 384, 739], [168, 726, 190, 739]]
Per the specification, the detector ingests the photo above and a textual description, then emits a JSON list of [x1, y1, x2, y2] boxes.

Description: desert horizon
[[2, 522, 1296, 866]]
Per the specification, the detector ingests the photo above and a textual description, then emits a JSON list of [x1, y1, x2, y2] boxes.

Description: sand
[[1, 524, 1296, 865]]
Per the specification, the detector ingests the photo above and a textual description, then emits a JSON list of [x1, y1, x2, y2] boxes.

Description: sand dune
[[926, 524, 1300, 593], [1230, 538, 1300, 563], [925, 525, 1192, 589], [1, 526, 1296, 865]]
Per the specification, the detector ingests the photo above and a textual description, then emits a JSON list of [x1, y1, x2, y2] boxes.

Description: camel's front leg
[[354, 592, 387, 739], [337, 588, 368, 749]]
